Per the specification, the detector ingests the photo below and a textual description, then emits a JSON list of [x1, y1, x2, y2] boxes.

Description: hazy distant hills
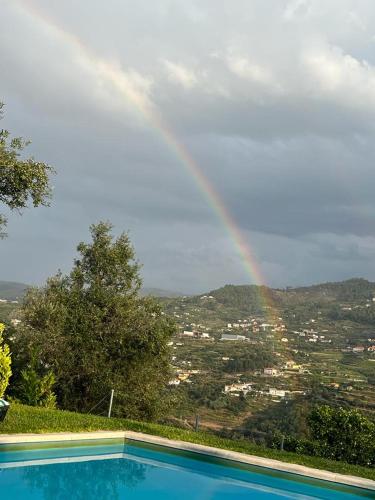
[[160, 278, 375, 320], [145, 278, 375, 304], [141, 287, 189, 298], [207, 278, 375, 305], [0, 282, 187, 300], [1, 278, 374, 305], [0, 281, 29, 300]]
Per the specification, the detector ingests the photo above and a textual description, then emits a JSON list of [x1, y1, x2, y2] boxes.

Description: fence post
[[195, 414, 200, 432], [280, 435, 285, 451], [108, 389, 114, 418]]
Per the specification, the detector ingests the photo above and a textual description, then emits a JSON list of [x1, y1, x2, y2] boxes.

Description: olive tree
[[15, 222, 175, 420]]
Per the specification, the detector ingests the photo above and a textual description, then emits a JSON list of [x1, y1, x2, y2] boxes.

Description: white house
[[264, 368, 279, 376], [224, 383, 252, 394], [261, 323, 272, 331], [182, 331, 194, 337], [168, 379, 180, 386], [353, 346, 365, 353], [268, 388, 286, 398], [221, 334, 246, 341]]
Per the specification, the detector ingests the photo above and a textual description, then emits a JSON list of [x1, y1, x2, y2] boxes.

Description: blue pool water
[[0, 439, 373, 499]]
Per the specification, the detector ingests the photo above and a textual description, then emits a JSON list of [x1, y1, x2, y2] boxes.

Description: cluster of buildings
[[341, 298, 375, 311], [342, 344, 375, 354], [168, 368, 201, 386], [224, 383, 252, 395], [176, 313, 290, 344], [262, 362, 305, 377], [226, 318, 287, 335], [222, 359, 308, 400], [223, 383, 295, 400], [179, 330, 211, 340], [290, 328, 332, 344], [221, 333, 247, 341]]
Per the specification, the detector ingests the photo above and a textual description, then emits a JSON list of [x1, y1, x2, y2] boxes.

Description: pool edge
[[0, 430, 374, 491]]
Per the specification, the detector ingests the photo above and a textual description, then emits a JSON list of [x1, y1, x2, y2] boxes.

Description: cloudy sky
[[1, 0, 375, 293]]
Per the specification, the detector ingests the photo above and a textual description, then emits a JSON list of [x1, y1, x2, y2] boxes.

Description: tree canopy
[[0, 102, 53, 235], [308, 405, 375, 466], [14, 222, 175, 420]]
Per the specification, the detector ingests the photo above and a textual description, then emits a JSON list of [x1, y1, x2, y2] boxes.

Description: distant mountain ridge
[[204, 278, 375, 309], [0, 281, 188, 301], [1, 277, 374, 303], [141, 287, 189, 298], [0, 281, 29, 300], [159, 278, 375, 321]]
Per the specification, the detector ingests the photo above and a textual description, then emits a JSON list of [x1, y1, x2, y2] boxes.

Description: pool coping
[[0, 430, 374, 491]]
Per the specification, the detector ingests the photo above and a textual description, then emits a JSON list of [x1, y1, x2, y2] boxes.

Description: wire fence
[[87, 390, 114, 417]]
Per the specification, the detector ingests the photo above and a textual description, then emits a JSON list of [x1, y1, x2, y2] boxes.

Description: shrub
[[18, 367, 56, 409], [0, 323, 11, 398], [308, 405, 375, 466]]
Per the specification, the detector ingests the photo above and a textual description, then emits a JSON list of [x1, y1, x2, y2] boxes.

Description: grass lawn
[[0, 403, 374, 481]]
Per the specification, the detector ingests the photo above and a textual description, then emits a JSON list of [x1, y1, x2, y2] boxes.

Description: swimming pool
[[0, 438, 373, 499]]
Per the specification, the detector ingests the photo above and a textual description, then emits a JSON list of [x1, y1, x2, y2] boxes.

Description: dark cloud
[[1, 0, 375, 293]]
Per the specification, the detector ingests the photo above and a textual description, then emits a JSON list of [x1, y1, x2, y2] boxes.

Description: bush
[[0, 323, 11, 398], [270, 406, 375, 467], [18, 367, 56, 409], [271, 432, 301, 453], [308, 405, 375, 466], [294, 439, 323, 457]]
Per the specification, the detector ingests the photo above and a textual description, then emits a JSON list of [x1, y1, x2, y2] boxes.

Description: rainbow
[[14, 0, 279, 321]]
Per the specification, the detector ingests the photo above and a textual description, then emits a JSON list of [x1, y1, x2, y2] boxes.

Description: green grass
[[0, 403, 374, 481]]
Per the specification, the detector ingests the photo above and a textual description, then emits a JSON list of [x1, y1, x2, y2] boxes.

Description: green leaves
[[308, 405, 375, 466], [0, 323, 12, 398], [15, 223, 175, 420], [18, 367, 56, 409], [0, 102, 54, 235]]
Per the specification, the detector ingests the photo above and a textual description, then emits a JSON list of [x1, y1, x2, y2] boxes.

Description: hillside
[[141, 287, 188, 298], [0, 281, 29, 300], [161, 278, 375, 320], [159, 277, 375, 438], [211, 278, 375, 308]]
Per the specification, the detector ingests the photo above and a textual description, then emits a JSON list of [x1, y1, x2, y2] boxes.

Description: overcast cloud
[[1, 0, 375, 293]]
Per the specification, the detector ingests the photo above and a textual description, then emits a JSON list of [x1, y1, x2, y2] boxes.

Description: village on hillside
[[1, 279, 375, 434], [159, 282, 375, 432]]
